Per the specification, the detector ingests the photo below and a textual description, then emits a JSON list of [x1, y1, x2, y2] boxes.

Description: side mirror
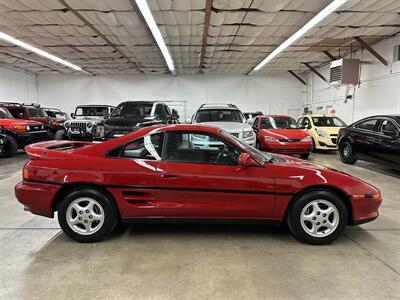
[[238, 153, 259, 167], [70, 113, 75, 118]]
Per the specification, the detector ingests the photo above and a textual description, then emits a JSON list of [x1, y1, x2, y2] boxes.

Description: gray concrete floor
[[0, 151, 399, 299]]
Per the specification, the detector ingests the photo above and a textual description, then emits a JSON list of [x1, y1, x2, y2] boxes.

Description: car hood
[[315, 127, 343, 134], [261, 129, 308, 139], [104, 116, 148, 127], [197, 121, 252, 133], [74, 116, 103, 121]]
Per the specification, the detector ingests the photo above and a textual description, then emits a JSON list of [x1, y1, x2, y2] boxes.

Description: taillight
[[22, 166, 35, 180]]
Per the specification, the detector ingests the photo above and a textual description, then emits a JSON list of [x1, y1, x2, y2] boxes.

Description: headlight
[[11, 124, 27, 132], [87, 122, 93, 129], [316, 128, 328, 138], [301, 136, 312, 142], [243, 131, 254, 139], [265, 136, 277, 142], [64, 122, 71, 128], [26, 125, 31, 131]]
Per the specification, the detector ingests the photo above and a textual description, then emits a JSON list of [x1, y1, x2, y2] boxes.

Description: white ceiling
[[0, 0, 398, 75]]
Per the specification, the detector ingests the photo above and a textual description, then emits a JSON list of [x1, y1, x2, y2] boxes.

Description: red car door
[[154, 131, 276, 219]]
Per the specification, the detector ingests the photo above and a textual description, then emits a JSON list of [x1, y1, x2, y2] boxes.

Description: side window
[[355, 119, 378, 131], [298, 118, 304, 127], [252, 117, 259, 129], [154, 104, 166, 118], [165, 105, 171, 116], [163, 131, 241, 166], [303, 117, 310, 128], [260, 118, 273, 129], [381, 120, 399, 136], [120, 133, 164, 160]]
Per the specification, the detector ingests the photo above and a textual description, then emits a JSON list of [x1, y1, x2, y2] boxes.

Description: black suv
[[94, 101, 179, 140]]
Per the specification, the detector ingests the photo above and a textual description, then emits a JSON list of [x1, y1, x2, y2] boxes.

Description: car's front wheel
[[340, 142, 358, 164], [58, 187, 118, 243], [287, 190, 348, 245]]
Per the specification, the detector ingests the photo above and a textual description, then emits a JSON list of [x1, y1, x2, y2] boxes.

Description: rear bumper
[[14, 181, 61, 218], [16, 131, 49, 148], [261, 141, 312, 154], [350, 196, 382, 225]]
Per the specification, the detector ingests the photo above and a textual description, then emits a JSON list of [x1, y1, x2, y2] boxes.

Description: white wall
[[0, 67, 38, 103], [305, 34, 400, 124], [36, 73, 305, 119]]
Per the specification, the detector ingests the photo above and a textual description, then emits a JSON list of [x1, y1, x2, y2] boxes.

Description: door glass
[[260, 118, 273, 129], [120, 133, 164, 160], [355, 119, 378, 131], [154, 105, 165, 118], [381, 120, 399, 137], [163, 132, 241, 165]]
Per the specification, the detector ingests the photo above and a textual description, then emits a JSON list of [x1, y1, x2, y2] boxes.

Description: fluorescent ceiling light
[[135, 0, 176, 75], [0, 31, 85, 72], [250, 0, 347, 74]]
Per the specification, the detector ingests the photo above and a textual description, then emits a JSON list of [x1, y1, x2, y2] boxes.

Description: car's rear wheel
[[340, 142, 357, 164], [287, 190, 348, 245], [0, 135, 18, 158], [58, 187, 118, 243]]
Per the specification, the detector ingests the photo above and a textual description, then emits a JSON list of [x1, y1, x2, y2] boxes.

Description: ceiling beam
[[302, 62, 328, 83], [353, 36, 388, 66], [323, 51, 336, 60], [199, 0, 213, 73], [0, 51, 62, 73], [58, 0, 142, 73], [288, 70, 307, 86]]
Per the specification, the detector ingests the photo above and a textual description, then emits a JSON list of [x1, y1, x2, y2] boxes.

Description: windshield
[[46, 110, 70, 120], [28, 108, 47, 118], [75, 106, 109, 117], [220, 129, 272, 163], [111, 102, 153, 118], [260, 117, 299, 129], [195, 109, 244, 123], [312, 116, 346, 127], [0, 108, 13, 119]]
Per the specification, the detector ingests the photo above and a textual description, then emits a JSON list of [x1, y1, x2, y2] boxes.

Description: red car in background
[[15, 124, 381, 245], [252, 115, 312, 159], [0, 106, 48, 157]]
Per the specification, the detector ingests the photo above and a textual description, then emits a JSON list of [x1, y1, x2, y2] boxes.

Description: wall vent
[[329, 58, 360, 86]]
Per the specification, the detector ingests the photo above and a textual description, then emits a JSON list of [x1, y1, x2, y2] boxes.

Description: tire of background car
[[0, 134, 18, 158], [54, 129, 66, 140], [57, 187, 118, 243], [287, 190, 348, 245], [47, 130, 54, 140], [311, 138, 317, 153], [256, 140, 260, 149], [339, 141, 358, 164], [300, 153, 310, 159]]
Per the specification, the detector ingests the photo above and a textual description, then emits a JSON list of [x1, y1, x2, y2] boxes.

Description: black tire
[[311, 138, 318, 153], [0, 135, 18, 158], [287, 190, 348, 245], [300, 153, 310, 159], [47, 130, 54, 140], [54, 129, 66, 140], [256, 140, 260, 149], [57, 187, 118, 243], [340, 141, 358, 164]]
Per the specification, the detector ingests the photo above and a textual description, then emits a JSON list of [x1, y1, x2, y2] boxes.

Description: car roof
[[301, 114, 338, 117], [76, 105, 115, 108], [260, 115, 291, 118], [118, 101, 162, 105]]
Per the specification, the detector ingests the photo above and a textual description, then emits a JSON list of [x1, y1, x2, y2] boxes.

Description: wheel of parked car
[[0, 135, 17, 158], [311, 138, 317, 153], [287, 190, 348, 245], [54, 129, 66, 140], [340, 142, 358, 164], [300, 153, 310, 159], [57, 187, 118, 243]]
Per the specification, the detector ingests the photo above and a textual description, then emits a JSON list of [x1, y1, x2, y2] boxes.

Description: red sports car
[[15, 124, 382, 244], [252, 115, 312, 159]]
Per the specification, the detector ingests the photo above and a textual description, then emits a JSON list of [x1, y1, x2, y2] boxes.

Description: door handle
[[160, 174, 179, 179]]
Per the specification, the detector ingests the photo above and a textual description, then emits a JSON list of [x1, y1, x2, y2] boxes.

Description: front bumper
[[15, 131, 49, 148], [66, 128, 94, 141], [314, 136, 338, 150], [261, 141, 312, 154], [350, 195, 382, 225], [15, 181, 61, 218]]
